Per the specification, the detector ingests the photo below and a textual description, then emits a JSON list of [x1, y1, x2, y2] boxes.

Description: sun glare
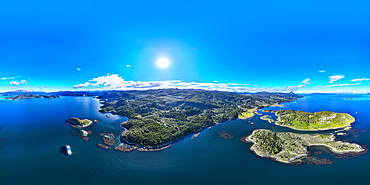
[[157, 58, 170, 69]]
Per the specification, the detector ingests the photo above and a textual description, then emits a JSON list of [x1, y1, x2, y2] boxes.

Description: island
[[97, 89, 302, 148], [238, 108, 257, 119], [274, 110, 355, 130], [245, 129, 364, 163], [260, 115, 274, 123], [7, 93, 60, 100], [67, 117, 93, 128]]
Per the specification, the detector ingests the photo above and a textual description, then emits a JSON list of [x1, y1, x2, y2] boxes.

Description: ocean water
[[0, 95, 369, 185]]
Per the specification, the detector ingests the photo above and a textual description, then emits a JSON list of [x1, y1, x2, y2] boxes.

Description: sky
[[1, 0, 370, 93]]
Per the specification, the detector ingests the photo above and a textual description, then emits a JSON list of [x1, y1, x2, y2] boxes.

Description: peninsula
[[98, 89, 302, 148], [273, 110, 355, 130], [245, 129, 364, 163]]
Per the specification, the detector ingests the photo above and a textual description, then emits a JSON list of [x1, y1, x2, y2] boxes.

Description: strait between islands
[[244, 109, 364, 163]]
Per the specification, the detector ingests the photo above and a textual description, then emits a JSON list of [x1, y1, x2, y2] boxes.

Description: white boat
[[66, 145, 72, 155]]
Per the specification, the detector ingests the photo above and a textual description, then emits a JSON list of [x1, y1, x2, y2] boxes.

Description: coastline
[[117, 126, 205, 152], [274, 122, 353, 131], [114, 102, 296, 152]]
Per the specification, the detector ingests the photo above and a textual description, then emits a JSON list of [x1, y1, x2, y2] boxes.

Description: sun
[[157, 58, 170, 69]]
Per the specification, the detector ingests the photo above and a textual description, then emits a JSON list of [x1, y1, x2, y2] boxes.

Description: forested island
[[97, 89, 302, 148], [6, 93, 60, 100], [245, 129, 364, 163], [273, 110, 355, 130], [67, 117, 92, 128]]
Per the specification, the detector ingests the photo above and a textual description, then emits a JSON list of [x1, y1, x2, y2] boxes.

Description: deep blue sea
[[1, 95, 369, 185]]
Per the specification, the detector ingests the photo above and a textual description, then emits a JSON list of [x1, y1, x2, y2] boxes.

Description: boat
[[66, 145, 72, 155]]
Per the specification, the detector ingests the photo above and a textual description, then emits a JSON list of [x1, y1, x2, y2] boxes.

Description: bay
[[0, 95, 369, 185]]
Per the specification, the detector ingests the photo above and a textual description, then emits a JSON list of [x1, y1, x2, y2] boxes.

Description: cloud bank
[[1, 76, 22, 80], [73, 74, 308, 93], [351, 78, 369, 82], [324, 83, 361, 88]]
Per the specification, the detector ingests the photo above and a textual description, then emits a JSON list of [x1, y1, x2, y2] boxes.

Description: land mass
[[97, 89, 302, 148], [67, 117, 93, 128], [0, 90, 106, 98], [245, 129, 364, 163], [274, 110, 355, 131], [7, 93, 60, 100]]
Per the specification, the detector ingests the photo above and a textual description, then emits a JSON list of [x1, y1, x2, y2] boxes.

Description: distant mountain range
[[0, 90, 106, 97], [5, 93, 60, 100]]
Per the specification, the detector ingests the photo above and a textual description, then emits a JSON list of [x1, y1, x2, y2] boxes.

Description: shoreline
[[117, 126, 205, 152], [117, 118, 238, 152], [274, 122, 352, 131]]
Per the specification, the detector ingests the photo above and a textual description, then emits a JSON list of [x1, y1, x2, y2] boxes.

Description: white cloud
[[73, 82, 90, 88], [324, 83, 361, 88], [213, 81, 218, 83], [9, 80, 27, 86], [351, 78, 369, 82], [77, 68, 81, 71], [89, 74, 126, 88], [329, 75, 345, 83], [319, 70, 326, 73], [302, 78, 311, 84], [126, 65, 131, 68]]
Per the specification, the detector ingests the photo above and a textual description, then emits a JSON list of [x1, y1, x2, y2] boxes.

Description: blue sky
[[1, 0, 370, 93]]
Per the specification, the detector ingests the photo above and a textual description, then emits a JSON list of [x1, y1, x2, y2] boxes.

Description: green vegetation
[[274, 110, 355, 130], [98, 89, 302, 148], [246, 129, 364, 163], [68, 117, 92, 127], [238, 108, 256, 119]]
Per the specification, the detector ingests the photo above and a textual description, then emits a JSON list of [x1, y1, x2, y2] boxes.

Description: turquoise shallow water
[[0, 95, 369, 185]]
